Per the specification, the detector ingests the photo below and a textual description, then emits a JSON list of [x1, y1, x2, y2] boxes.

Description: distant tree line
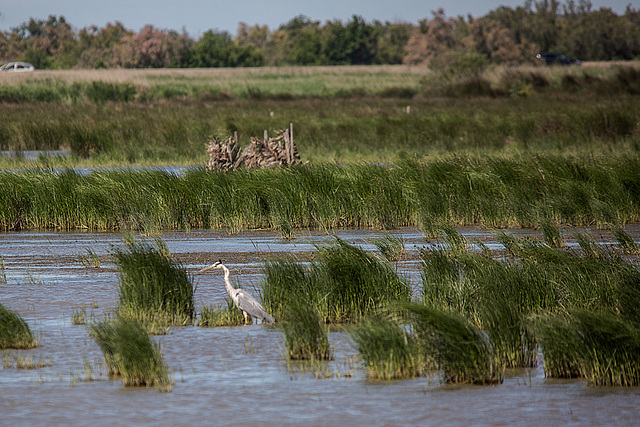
[[1, 1, 639, 69]]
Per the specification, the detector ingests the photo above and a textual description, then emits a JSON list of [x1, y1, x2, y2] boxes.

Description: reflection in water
[[1, 228, 639, 425]]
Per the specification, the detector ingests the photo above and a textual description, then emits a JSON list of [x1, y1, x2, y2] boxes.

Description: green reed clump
[[406, 304, 503, 384], [262, 239, 411, 323], [0, 303, 37, 349], [420, 228, 640, 368], [369, 233, 406, 262], [529, 310, 640, 386], [315, 238, 412, 323], [282, 300, 331, 361], [422, 244, 539, 368], [349, 314, 424, 380], [198, 299, 249, 327], [611, 225, 639, 254], [539, 218, 563, 248], [89, 317, 171, 390], [528, 313, 582, 379], [114, 238, 194, 328], [3, 156, 640, 232]]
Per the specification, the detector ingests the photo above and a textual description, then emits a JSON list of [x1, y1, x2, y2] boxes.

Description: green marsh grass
[[2, 353, 52, 370], [114, 238, 194, 330], [89, 317, 171, 390], [611, 225, 639, 254], [530, 311, 640, 386], [0, 303, 37, 349], [2, 157, 640, 232], [73, 308, 88, 325], [1, 76, 640, 167], [282, 300, 331, 361], [198, 299, 249, 327], [368, 234, 407, 263], [420, 228, 640, 369], [262, 238, 411, 324], [406, 304, 503, 384], [349, 314, 424, 380]]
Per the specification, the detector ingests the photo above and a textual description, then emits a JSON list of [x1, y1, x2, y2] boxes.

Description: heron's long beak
[[199, 264, 217, 272]]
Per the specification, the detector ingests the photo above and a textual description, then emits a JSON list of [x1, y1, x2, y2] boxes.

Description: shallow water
[[1, 228, 639, 426]]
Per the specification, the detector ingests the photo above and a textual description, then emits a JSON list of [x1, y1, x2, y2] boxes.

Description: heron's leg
[[243, 311, 248, 325]]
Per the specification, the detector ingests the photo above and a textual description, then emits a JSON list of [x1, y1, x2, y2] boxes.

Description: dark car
[[536, 52, 581, 65]]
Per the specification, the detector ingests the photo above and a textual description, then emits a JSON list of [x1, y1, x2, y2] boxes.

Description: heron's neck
[[221, 266, 234, 294]]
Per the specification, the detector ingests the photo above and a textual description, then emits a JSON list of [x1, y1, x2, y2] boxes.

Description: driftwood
[[206, 123, 300, 171]]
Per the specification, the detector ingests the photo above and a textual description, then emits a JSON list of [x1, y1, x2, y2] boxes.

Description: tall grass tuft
[[3, 156, 640, 232], [349, 314, 424, 380], [316, 238, 411, 322], [406, 304, 503, 384], [89, 317, 171, 390], [0, 303, 37, 349], [528, 313, 582, 379], [198, 299, 248, 327], [420, 230, 640, 369], [114, 238, 194, 329], [262, 238, 411, 323], [611, 225, 639, 254], [368, 234, 406, 263], [529, 310, 640, 386], [282, 300, 331, 361], [539, 218, 563, 248]]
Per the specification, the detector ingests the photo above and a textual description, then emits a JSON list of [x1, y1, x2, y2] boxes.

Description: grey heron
[[199, 260, 275, 325]]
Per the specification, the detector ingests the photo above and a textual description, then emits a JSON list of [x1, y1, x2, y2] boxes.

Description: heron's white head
[[199, 260, 223, 273]]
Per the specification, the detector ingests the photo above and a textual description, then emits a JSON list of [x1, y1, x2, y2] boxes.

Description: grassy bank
[[1, 156, 639, 232], [0, 64, 639, 166]]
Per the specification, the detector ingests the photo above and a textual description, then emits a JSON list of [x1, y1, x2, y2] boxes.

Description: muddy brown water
[[1, 228, 639, 426]]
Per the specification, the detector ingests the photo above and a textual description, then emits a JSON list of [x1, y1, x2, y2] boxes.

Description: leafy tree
[[373, 22, 413, 64], [191, 30, 262, 67], [344, 15, 378, 65], [113, 25, 191, 68], [77, 22, 133, 68], [8, 15, 78, 68], [322, 20, 349, 64], [191, 30, 235, 67], [403, 10, 466, 65]]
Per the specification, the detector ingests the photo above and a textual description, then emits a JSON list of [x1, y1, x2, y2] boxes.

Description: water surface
[[1, 228, 638, 426]]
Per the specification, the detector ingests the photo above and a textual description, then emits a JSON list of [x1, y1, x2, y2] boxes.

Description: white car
[[0, 62, 36, 72]]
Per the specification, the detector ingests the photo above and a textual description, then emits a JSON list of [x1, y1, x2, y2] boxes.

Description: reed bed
[[420, 226, 640, 375], [89, 317, 171, 390], [0, 303, 37, 349], [114, 238, 195, 329], [2, 156, 640, 233], [281, 300, 331, 361], [1, 74, 639, 166], [405, 304, 503, 384], [529, 311, 640, 386], [349, 314, 424, 380], [262, 238, 411, 324]]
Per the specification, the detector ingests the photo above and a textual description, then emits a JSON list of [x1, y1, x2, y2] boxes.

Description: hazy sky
[[0, 1, 635, 36]]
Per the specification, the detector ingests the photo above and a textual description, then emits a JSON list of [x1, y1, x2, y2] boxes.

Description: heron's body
[[200, 261, 274, 324]]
